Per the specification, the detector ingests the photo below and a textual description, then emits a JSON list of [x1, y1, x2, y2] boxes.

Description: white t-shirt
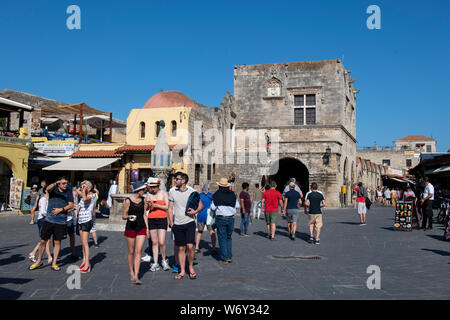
[[283, 185, 302, 195], [384, 189, 391, 199], [169, 186, 196, 226], [37, 197, 48, 220], [423, 183, 434, 200], [77, 194, 95, 224]]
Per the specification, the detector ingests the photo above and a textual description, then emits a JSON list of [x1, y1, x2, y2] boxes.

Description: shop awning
[[43, 158, 120, 171], [425, 165, 450, 175], [30, 156, 68, 166]]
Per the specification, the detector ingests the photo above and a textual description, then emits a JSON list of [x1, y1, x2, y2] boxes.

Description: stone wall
[[357, 149, 418, 171]]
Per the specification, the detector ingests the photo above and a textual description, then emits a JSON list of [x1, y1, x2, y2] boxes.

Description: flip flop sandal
[[130, 275, 136, 282], [51, 265, 61, 271], [29, 262, 43, 270], [28, 254, 36, 262], [189, 273, 197, 280], [174, 273, 185, 280], [134, 279, 143, 285], [195, 249, 200, 253]]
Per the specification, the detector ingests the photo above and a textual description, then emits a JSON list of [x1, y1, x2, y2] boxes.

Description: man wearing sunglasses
[[29, 176, 74, 271], [168, 172, 203, 280]]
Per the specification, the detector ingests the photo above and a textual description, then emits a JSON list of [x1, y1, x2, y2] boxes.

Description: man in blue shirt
[[282, 182, 303, 240], [195, 184, 217, 255], [30, 177, 74, 271]]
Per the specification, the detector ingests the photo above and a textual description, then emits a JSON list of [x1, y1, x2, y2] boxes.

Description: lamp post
[[323, 146, 331, 166]]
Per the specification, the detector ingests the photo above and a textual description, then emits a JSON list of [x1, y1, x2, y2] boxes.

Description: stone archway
[[268, 157, 309, 196]]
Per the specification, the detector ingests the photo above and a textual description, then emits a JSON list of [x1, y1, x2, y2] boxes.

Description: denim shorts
[[286, 209, 300, 223]]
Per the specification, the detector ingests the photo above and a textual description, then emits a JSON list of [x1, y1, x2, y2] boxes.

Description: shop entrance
[[0, 158, 12, 209]]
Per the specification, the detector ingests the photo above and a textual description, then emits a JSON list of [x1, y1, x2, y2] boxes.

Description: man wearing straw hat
[[209, 178, 240, 264]]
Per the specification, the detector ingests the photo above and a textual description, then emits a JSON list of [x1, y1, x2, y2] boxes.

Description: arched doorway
[[268, 158, 309, 196]]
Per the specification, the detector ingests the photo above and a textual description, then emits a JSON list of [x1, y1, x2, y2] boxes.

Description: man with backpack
[[354, 182, 368, 226]]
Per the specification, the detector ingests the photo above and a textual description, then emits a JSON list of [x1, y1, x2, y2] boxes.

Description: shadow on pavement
[[0, 244, 27, 255], [337, 222, 362, 225], [91, 252, 107, 268], [426, 234, 447, 242], [421, 248, 450, 256], [0, 254, 25, 266], [0, 287, 23, 300], [0, 277, 33, 285]]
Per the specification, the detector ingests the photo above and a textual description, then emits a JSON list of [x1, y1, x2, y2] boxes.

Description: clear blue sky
[[1, 0, 449, 151]]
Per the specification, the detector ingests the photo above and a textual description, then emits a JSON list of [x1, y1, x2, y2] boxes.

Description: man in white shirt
[[168, 172, 203, 280], [420, 177, 434, 230], [210, 178, 240, 264]]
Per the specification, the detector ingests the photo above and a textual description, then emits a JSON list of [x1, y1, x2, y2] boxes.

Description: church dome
[[143, 91, 198, 110]]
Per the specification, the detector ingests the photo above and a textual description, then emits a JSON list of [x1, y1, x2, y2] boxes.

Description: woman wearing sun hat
[[145, 177, 170, 272], [123, 181, 150, 285], [210, 178, 240, 264]]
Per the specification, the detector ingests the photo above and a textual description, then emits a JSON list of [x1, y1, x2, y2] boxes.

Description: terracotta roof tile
[[398, 135, 435, 141], [71, 150, 123, 158], [115, 144, 186, 153]]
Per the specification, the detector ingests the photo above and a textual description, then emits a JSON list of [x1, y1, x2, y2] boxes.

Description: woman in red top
[[145, 178, 170, 272]]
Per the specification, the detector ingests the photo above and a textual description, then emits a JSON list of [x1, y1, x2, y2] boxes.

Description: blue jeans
[[240, 212, 250, 234], [215, 215, 235, 261]]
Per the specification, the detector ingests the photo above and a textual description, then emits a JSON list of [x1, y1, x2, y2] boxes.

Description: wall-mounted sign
[[34, 142, 76, 156]]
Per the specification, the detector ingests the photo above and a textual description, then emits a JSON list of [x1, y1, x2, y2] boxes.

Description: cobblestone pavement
[[0, 205, 449, 300]]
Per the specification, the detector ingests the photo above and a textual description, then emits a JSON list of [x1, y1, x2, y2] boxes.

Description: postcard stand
[[394, 200, 414, 231]]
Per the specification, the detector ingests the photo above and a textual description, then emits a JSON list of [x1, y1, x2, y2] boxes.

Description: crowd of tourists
[[25, 172, 435, 284], [25, 173, 327, 284]]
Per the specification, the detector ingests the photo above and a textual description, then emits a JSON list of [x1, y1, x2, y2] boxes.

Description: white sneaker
[[141, 254, 152, 262], [161, 259, 171, 271], [150, 263, 161, 272], [29, 220, 34, 225]]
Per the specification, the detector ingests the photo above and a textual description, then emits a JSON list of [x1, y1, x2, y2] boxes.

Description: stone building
[[225, 59, 361, 207], [357, 135, 437, 172]]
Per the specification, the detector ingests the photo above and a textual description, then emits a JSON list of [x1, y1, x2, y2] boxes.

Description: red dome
[[143, 91, 198, 110]]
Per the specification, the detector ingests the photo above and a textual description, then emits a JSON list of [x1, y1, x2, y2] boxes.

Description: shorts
[[358, 202, 367, 214], [308, 214, 323, 228], [124, 228, 147, 238], [79, 220, 94, 233], [37, 218, 45, 236], [265, 212, 279, 225], [172, 221, 196, 246], [148, 218, 168, 230], [286, 209, 300, 223], [197, 222, 214, 232], [67, 220, 75, 235], [40, 221, 67, 241]]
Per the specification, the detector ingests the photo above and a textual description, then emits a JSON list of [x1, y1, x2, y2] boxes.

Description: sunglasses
[[175, 178, 185, 181], [60, 182, 68, 185]]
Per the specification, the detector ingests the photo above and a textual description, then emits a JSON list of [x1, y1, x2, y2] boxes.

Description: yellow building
[[116, 91, 197, 192], [0, 97, 33, 209]]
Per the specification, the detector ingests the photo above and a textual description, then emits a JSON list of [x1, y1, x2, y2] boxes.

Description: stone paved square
[[0, 204, 449, 300]]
